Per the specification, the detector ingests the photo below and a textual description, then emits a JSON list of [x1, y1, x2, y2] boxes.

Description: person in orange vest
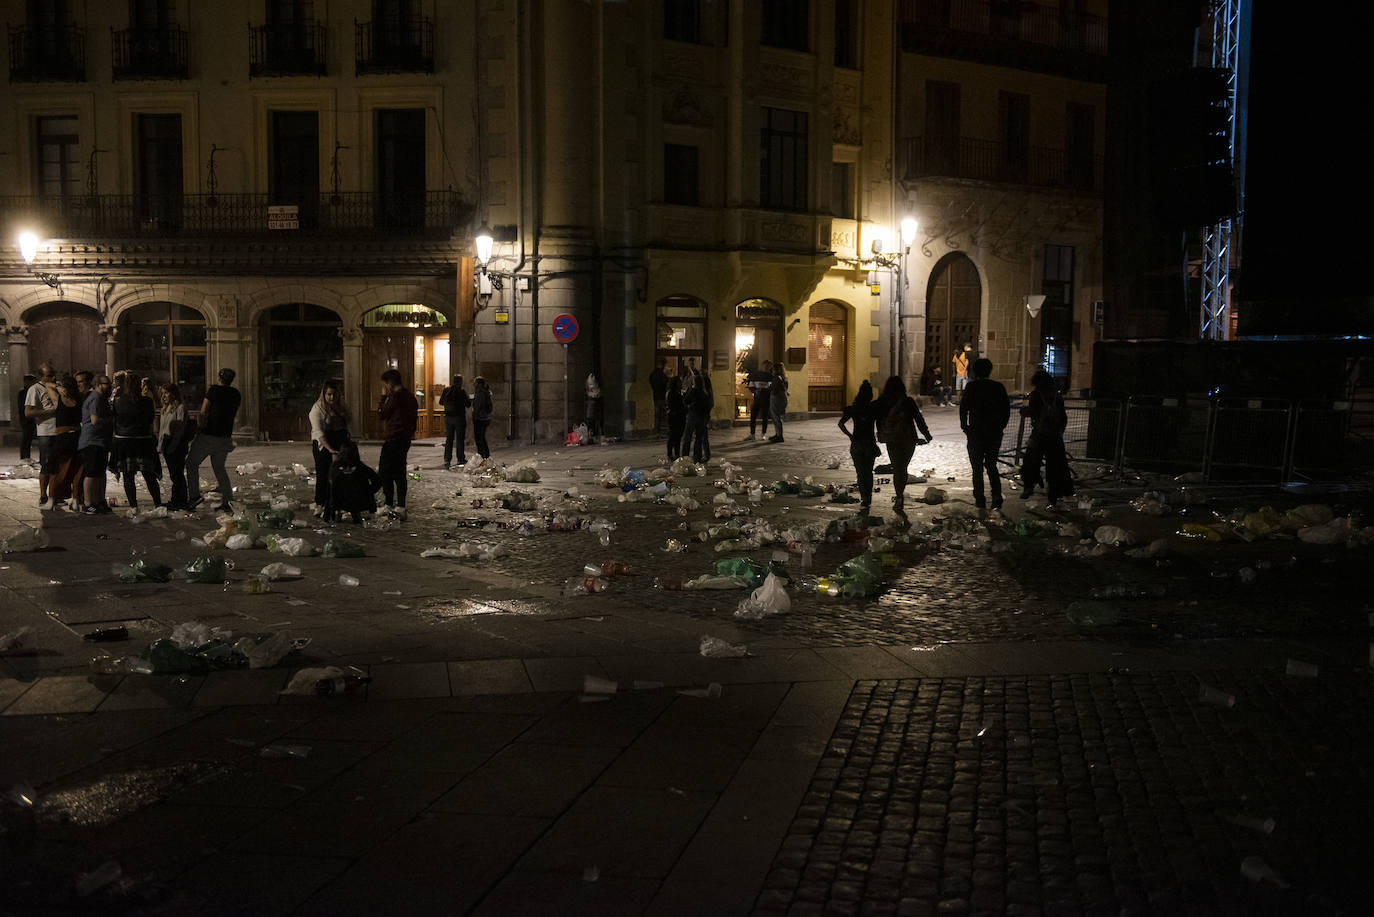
[[951, 342, 973, 401]]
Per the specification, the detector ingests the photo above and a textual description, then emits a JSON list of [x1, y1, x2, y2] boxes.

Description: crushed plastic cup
[[1240, 855, 1290, 888], [338, 574, 360, 587], [582, 674, 618, 695], [699, 635, 748, 658], [1198, 684, 1236, 708], [1284, 659, 1319, 678]]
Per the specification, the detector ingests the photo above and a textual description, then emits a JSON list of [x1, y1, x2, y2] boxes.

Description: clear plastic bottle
[[338, 574, 361, 587], [564, 576, 610, 596], [584, 560, 630, 577], [815, 576, 840, 596]]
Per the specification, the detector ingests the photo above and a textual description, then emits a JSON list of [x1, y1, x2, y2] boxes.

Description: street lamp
[[474, 222, 497, 308], [1019, 294, 1046, 392], [898, 217, 917, 382], [16, 231, 63, 294]]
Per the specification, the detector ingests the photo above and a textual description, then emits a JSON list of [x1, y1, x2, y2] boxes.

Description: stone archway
[[924, 252, 981, 391]]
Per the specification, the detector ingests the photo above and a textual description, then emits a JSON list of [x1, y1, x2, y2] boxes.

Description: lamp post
[[17, 231, 63, 294], [1019, 294, 1046, 392], [898, 216, 916, 382]]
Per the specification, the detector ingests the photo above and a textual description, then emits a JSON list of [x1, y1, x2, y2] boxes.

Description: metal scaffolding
[[1200, 0, 1242, 340]]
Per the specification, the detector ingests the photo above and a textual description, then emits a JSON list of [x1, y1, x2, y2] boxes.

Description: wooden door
[[807, 301, 847, 412], [25, 303, 104, 375], [925, 253, 981, 381], [363, 331, 415, 439]]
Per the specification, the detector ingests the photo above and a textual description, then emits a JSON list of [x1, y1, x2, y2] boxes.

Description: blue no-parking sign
[[552, 313, 579, 343]]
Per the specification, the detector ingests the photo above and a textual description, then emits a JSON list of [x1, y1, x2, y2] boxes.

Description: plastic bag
[[183, 554, 227, 584], [225, 533, 256, 550], [1241, 507, 1284, 537], [234, 631, 296, 669], [266, 535, 315, 556], [670, 456, 698, 477], [259, 562, 302, 580], [734, 572, 791, 620], [833, 551, 883, 597], [170, 621, 232, 650], [507, 464, 541, 483], [713, 556, 766, 587], [1285, 504, 1334, 529], [0, 525, 49, 554], [1093, 525, 1138, 546], [112, 558, 174, 583], [699, 635, 749, 658], [321, 539, 366, 558], [256, 508, 295, 530], [281, 665, 371, 696]]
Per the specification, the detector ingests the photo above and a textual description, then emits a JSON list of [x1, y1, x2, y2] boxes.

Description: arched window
[[259, 303, 343, 441], [120, 302, 207, 407], [734, 299, 783, 418]]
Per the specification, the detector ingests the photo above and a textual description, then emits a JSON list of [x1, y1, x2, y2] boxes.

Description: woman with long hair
[[838, 379, 878, 511], [46, 375, 85, 509], [110, 371, 162, 512], [1019, 369, 1074, 507], [872, 375, 932, 510], [308, 379, 351, 513], [157, 383, 192, 510]]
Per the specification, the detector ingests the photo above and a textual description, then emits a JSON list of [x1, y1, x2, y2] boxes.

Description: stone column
[[340, 325, 364, 432], [5, 325, 29, 425], [100, 325, 119, 378]]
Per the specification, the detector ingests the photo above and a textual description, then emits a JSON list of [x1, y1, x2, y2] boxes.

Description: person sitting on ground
[[326, 441, 383, 524]]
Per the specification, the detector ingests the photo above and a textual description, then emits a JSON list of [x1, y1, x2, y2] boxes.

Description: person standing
[[838, 380, 879, 512], [157, 383, 192, 511], [111, 372, 163, 513], [47, 375, 85, 510], [439, 374, 469, 469], [16, 373, 38, 465], [665, 374, 686, 461], [648, 357, 669, 437], [767, 365, 789, 443], [471, 376, 493, 461], [584, 373, 603, 438], [377, 369, 417, 519], [78, 374, 114, 514], [873, 375, 932, 511], [306, 379, 351, 513], [24, 362, 59, 508], [951, 344, 971, 401], [1019, 369, 1074, 507], [959, 358, 1011, 512], [187, 368, 241, 513], [681, 368, 713, 462], [745, 360, 774, 441]]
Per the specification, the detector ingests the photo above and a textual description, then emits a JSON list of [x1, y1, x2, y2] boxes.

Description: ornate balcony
[[899, 0, 1107, 79], [249, 21, 326, 77], [901, 136, 1102, 193], [355, 16, 434, 75], [112, 27, 189, 80], [7, 24, 86, 82]]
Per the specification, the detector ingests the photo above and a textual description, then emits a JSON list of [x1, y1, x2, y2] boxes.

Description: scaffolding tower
[[1200, 0, 1242, 340]]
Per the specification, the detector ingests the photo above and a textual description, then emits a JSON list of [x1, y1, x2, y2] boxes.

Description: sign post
[[551, 313, 579, 437]]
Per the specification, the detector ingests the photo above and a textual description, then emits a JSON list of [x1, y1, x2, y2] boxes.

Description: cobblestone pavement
[[762, 671, 1374, 916]]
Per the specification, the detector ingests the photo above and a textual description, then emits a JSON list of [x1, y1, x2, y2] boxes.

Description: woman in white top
[[157, 383, 192, 510], [308, 380, 351, 513]]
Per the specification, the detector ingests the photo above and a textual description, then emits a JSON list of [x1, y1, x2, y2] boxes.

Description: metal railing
[[8, 24, 86, 81], [112, 26, 189, 80], [249, 21, 326, 77], [355, 16, 434, 75], [901, 136, 1102, 192], [899, 0, 1107, 55], [0, 191, 469, 237]]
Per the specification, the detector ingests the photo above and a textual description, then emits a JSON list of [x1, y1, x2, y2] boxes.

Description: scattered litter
[[183, 554, 227, 584], [259, 562, 302, 580], [677, 683, 724, 698], [259, 744, 312, 759], [0, 626, 35, 651], [321, 539, 366, 558], [1239, 856, 1290, 889], [338, 574, 360, 587], [734, 573, 791, 620], [1093, 525, 1137, 547], [281, 665, 371, 695], [225, 533, 256, 551], [699, 635, 748, 658], [1, 525, 49, 554]]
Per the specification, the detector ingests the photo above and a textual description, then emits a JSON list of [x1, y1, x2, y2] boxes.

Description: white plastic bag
[[270, 537, 315, 557], [225, 533, 256, 550], [1093, 525, 1138, 546], [699, 635, 749, 658], [734, 573, 791, 620], [281, 666, 344, 695], [236, 631, 296, 669], [259, 562, 302, 580], [0, 525, 49, 554]]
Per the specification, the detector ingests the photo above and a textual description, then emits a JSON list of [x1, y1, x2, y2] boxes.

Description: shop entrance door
[[807, 301, 847, 412]]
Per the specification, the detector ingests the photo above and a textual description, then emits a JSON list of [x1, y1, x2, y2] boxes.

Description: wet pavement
[[1, 412, 1371, 913]]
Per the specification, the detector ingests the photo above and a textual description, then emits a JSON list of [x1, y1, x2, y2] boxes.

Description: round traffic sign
[[552, 313, 579, 343]]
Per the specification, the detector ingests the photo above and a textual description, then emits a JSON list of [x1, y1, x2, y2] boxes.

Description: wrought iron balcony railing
[[112, 26, 189, 80], [900, 0, 1107, 54], [0, 191, 470, 238], [249, 21, 326, 77], [8, 24, 86, 82], [355, 16, 434, 75], [901, 136, 1102, 193]]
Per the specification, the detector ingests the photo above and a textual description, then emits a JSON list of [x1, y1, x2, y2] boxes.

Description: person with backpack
[[1019, 368, 1074, 507], [959, 358, 1011, 512], [325, 441, 383, 523], [873, 375, 932, 510], [838, 380, 878, 511], [439, 375, 469, 469]]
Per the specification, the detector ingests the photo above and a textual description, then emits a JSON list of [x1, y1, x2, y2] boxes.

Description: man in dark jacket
[[377, 369, 418, 519], [744, 360, 774, 440], [439, 374, 469, 469], [959, 358, 1011, 511], [648, 357, 669, 436], [471, 376, 494, 460]]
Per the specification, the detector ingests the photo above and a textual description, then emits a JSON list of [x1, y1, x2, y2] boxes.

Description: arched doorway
[[924, 253, 981, 385], [807, 301, 848, 412], [119, 302, 208, 408], [24, 302, 104, 375], [258, 304, 343, 441], [362, 304, 450, 439], [734, 299, 783, 419]]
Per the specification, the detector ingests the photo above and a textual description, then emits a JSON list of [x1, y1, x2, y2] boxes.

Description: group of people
[[17, 362, 241, 515], [839, 357, 1073, 514], [648, 357, 790, 464]]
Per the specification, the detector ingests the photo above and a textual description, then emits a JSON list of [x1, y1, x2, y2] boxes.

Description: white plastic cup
[[338, 574, 360, 587], [582, 674, 617, 695], [1284, 659, 1318, 678]]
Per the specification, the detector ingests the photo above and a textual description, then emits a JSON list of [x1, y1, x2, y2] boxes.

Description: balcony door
[[270, 110, 319, 229], [136, 113, 182, 229], [35, 116, 80, 204], [375, 108, 425, 228], [924, 81, 960, 176]]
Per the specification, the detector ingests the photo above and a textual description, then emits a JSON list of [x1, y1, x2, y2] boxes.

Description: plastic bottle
[[242, 574, 272, 594], [584, 560, 630, 577], [815, 576, 840, 596], [338, 574, 360, 587], [796, 575, 819, 592], [652, 577, 685, 591], [564, 576, 610, 596], [83, 626, 130, 643], [316, 669, 372, 695], [408, 472, 421, 480]]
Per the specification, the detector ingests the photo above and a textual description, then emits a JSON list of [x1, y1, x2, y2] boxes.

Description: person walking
[[838, 380, 879, 512], [111, 372, 163, 513], [959, 358, 1011, 512], [24, 362, 60, 508], [1019, 369, 1074, 507], [951, 344, 971, 401], [665, 374, 686, 461], [873, 375, 932, 511], [78, 374, 114, 514], [157, 383, 192, 511], [377, 369, 417, 520], [16, 373, 38, 464], [648, 357, 669, 437], [745, 360, 774, 440], [767, 365, 789, 443], [187, 368, 241, 513], [308, 380, 351, 513], [471, 376, 493, 461], [439, 375, 469, 469]]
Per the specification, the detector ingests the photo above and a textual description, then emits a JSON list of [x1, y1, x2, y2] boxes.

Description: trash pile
[[90, 622, 309, 675]]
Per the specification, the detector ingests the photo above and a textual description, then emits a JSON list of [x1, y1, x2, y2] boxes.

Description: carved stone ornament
[[216, 294, 238, 324], [761, 220, 809, 244], [338, 325, 363, 343], [833, 109, 861, 146], [6, 323, 30, 341], [662, 88, 713, 127], [759, 62, 806, 93]]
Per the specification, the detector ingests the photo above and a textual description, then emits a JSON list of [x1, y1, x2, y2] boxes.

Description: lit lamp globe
[[18, 232, 39, 265], [900, 217, 917, 249], [474, 224, 494, 266]]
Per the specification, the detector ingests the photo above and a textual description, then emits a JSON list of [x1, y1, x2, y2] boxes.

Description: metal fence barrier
[[1205, 397, 1294, 480], [1119, 396, 1210, 474]]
